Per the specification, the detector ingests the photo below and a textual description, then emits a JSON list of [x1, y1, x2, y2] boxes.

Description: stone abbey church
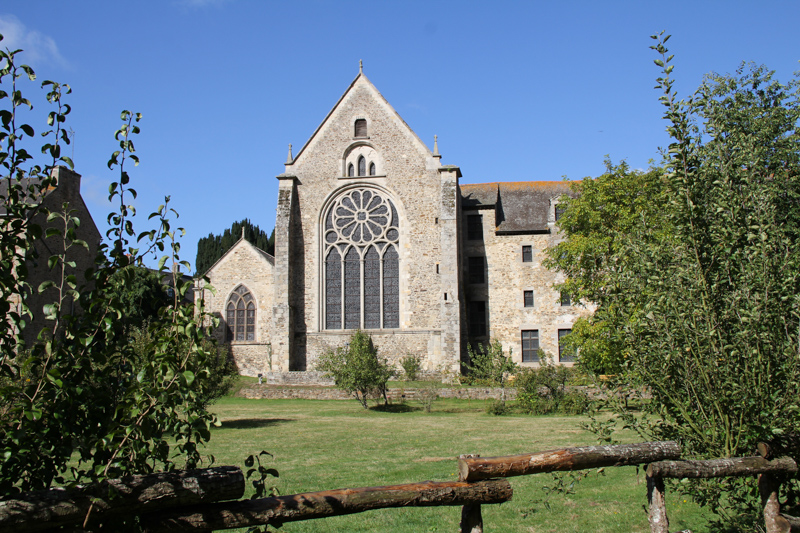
[[199, 68, 592, 378]]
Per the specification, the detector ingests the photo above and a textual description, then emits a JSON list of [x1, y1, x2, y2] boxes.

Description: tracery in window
[[324, 188, 400, 330], [226, 285, 256, 341]]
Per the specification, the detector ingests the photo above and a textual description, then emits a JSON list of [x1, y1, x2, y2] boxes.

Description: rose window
[[324, 188, 399, 330]]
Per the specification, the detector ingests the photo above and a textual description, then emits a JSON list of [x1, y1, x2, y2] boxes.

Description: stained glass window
[[226, 285, 255, 342], [324, 188, 400, 330]]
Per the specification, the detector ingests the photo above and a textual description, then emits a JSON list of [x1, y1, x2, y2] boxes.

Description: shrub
[[419, 382, 438, 413], [486, 399, 509, 416], [316, 330, 394, 408], [515, 354, 590, 415], [399, 354, 422, 381], [462, 340, 516, 388]]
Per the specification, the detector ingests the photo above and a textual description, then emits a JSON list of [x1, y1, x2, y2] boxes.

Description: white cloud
[[0, 14, 69, 69]]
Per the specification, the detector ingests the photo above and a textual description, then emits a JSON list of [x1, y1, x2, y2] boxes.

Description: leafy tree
[[549, 33, 800, 528], [462, 340, 517, 388], [0, 37, 226, 514], [514, 354, 589, 415], [107, 265, 172, 330], [316, 330, 394, 408], [195, 219, 274, 275], [545, 163, 668, 375]]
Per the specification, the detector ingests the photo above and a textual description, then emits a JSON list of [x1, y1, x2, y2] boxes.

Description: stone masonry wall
[[463, 206, 594, 367], [201, 239, 275, 376], [281, 74, 457, 373]]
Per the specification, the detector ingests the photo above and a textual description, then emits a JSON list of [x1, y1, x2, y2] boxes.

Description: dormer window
[[355, 119, 367, 138], [358, 156, 366, 176]]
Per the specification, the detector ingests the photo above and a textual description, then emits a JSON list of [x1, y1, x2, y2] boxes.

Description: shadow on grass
[[218, 418, 295, 429], [369, 404, 421, 413]]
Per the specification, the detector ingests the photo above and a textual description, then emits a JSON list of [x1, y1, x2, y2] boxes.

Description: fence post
[[759, 473, 791, 533], [459, 454, 482, 533], [646, 475, 668, 533]]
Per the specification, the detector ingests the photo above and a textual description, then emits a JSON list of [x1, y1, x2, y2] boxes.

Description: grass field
[[206, 395, 711, 532]]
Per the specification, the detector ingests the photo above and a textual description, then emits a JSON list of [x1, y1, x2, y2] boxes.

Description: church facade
[[199, 69, 592, 378]]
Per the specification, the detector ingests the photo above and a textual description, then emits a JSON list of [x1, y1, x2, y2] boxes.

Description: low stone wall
[[238, 385, 518, 401]]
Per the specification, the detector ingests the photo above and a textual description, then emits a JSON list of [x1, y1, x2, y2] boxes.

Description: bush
[[419, 382, 438, 413], [399, 354, 422, 381], [515, 354, 590, 415], [485, 399, 509, 416], [316, 330, 394, 408], [462, 340, 516, 388]]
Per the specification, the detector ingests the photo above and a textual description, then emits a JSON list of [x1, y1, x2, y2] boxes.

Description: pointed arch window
[[323, 188, 400, 330], [369, 162, 376, 176], [226, 285, 256, 341], [358, 156, 366, 177], [348, 163, 355, 177]]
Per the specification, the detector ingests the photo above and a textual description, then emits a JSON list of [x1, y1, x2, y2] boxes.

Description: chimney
[[50, 166, 82, 204]]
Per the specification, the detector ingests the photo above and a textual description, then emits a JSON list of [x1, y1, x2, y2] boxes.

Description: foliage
[[108, 265, 173, 330], [315, 330, 394, 408], [514, 355, 590, 415], [462, 340, 517, 388], [418, 381, 438, 413], [399, 354, 422, 381], [0, 38, 226, 511], [549, 33, 800, 528], [130, 326, 238, 409], [485, 398, 509, 416], [195, 218, 274, 275], [544, 163, 668, 375]]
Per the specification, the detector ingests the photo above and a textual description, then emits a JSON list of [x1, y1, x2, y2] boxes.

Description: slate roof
[[461, 181, 575, 233], [0, 177, 52, 215]]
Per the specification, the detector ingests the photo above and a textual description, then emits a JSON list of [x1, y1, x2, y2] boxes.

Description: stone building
[[2, 166, 102, 342], [200, 67, 592, 378]]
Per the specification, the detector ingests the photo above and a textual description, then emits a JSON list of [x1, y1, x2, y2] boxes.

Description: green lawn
[[206, 396, 710, 532]]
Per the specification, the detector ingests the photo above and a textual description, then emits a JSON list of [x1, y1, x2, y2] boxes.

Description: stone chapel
[[198, 67, 592, 379]]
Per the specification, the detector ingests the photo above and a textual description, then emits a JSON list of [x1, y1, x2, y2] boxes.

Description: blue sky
[[3, 1, 799, 272]]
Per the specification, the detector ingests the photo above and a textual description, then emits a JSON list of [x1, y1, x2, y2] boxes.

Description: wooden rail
[[1, 441, 796, 532], [140, 479, 512, 532]]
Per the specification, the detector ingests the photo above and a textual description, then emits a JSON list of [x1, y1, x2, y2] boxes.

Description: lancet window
[[226, 285, 256, 341], [324, 188, 400, 330]]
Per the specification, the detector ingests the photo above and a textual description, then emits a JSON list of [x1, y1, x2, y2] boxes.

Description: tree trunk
[[0, 466, 244, 533], [140, 479, 513, 532], [646, 457, 797, 479], [459, 441, 681, 482], [646, 475, 669, 533]]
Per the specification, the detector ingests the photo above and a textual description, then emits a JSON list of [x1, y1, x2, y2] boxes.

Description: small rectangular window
[[521, 330, 540, 362], [524, 290, 534, 308], [558, 328, 575, 362], [355, 119, 367, 137], [555, 205, 566, 221], [468, 256, 485, 284], [467, 214, 483, 240], [560, 291, 571, 307], [522, 245, 532, 263], [469, 301, 487, 337]]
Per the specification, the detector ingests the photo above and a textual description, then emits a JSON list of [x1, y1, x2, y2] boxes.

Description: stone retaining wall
[[238, 385, 518, 401]]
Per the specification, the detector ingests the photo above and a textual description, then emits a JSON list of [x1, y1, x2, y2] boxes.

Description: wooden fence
[[0, 441, 796, 532]]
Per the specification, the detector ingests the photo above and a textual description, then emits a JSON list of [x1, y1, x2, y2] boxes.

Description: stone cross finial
[[242, 226, 246, 239], [433, 135, 440, 156], [359, 59, 363, 73], [286, 143, 293, 164]]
